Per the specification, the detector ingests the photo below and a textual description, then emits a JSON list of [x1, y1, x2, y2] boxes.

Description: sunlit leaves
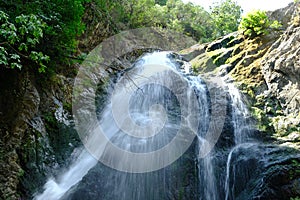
[[112, 0, 242, 42], [238, 10, 282, 38], [0, 0, 86, 73], [0, 46, 8, 65], [0, 11, 49, 72], [239, 10, 270, 37], [210, 0, 242, 37]]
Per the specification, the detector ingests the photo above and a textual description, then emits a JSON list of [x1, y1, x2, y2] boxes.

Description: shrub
[[238, 10, 282, 38], [239, 10, 270, 37]]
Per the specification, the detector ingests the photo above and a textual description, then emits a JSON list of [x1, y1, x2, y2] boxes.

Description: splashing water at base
[[34, 151, 97, 200]]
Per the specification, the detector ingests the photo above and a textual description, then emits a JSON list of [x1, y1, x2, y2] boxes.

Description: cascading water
[[189, 76, 218, 200], [34, 51, 273, 200], [34, 52, 212, 200], [34, 151, 97, 200], [223, 78, 257, 200], [225, 80, 251, 144]]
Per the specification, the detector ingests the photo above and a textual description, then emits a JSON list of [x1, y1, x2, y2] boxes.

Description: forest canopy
[[0, 0, 242, 73]]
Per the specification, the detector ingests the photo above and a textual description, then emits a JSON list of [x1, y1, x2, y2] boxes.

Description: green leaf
[[11, 62, 22, 69], [29, 51, 39, 61], [0, 46, 8, 65], [0, 11, 9, 22], [18, 43, 28, 52], [10, 54, 20, 60], [270, 20, 282, 29], [38, 64, 46, 73]]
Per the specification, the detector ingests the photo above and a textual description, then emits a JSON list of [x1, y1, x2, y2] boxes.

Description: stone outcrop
[[261, 8, 300, 133], [182, 2, 300, 148], [0, 68, 80, 199], [181, 2, 300, 199], [0, 70, 40, 199]]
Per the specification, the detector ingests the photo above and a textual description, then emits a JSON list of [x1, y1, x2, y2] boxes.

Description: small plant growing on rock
[[238, 10, 282, 38]]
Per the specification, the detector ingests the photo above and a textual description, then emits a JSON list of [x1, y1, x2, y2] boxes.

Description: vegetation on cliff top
[[239, 10, 282, 38], [0, 0, 242, 73], [189, 2, 300, 148]]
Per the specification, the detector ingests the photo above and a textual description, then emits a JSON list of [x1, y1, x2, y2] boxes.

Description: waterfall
[[34, 151, 97, 200], [34, 52, 210, 200], [34, 51, 264, 200], [188, 76, 218, 200], [223, 78, 255, 200], [225, 80, 251, 144]]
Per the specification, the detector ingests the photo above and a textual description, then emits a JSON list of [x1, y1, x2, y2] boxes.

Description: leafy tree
[[165, 0, 216, 42], [0, 0, 247, 74], [151, 4, 168, 27], [128, 0, 157, 28], [0, 0, 86, 72], [89, 0, 243, 43], [210, 0, 242, 37], [0, 11, 49, 72], [110, 0, 156, 28]]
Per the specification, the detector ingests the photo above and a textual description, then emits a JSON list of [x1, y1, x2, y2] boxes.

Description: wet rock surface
[[0, 2, 299, 200], [0, 68, 80, 199], [182, 2, 300, 199]]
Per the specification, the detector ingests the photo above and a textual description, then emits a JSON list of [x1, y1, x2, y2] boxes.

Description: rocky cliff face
[[182, 2, 300, 148], [0, 70, 40, 199], [0, 2, 299, 200], [0, 2, 122, 199], [261, 12, 300, 146], [0, 68, 80, 199], [181, 2, 300, 199]]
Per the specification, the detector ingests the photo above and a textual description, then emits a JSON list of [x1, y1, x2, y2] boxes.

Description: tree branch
[[7, 43, 29, 59]]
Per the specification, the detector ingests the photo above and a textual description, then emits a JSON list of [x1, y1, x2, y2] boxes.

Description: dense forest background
[[0, 0, 242, 74]]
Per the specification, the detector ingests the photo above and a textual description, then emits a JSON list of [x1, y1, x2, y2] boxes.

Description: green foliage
[[0, 0, 245, 73], [0, 0, 86, 73], [0, 11, 49, 72], [251, 106, 274, 132], [39, 0, 86, 57], [126, 0, 157, 28], [239, 10, 282, 38], [98, 0, 242, 43], [239, 10, 270, 37], [17, 168, 25, 178], [165, 0, 215, 42], [270, 20, 282, 29], [210, 0, 243, 37]]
